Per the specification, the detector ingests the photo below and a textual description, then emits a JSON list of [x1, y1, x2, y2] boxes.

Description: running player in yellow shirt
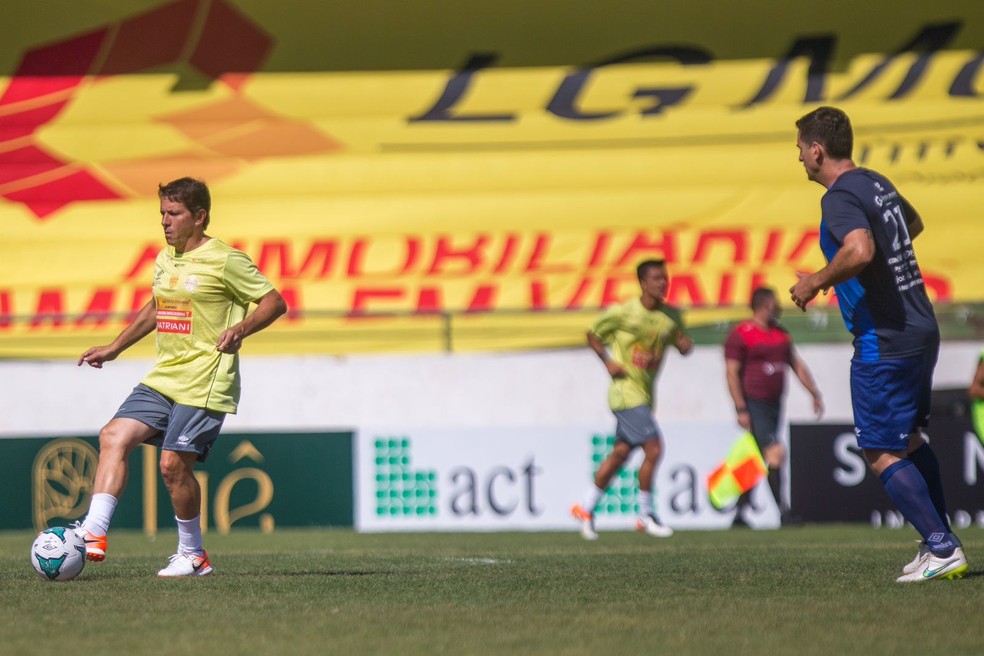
[[572, 259, 693, 540], [76, 177, 287, 577]]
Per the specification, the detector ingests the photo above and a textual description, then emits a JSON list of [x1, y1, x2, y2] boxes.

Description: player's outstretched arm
[[216, 289, 288, 354], [78, 298, 158, 368]]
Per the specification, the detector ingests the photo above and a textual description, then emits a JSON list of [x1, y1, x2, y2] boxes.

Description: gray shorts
[[114, 384, 225, 462], [747, 398, 781, 450], [613, 405, 661, 447]]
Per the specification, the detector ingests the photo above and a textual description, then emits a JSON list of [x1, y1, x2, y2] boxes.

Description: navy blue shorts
[[114, 384, 226, 462], [850, 347, 937, 451]]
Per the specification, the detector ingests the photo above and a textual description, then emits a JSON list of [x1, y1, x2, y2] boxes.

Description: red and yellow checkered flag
[[706, 432, 768, 510]]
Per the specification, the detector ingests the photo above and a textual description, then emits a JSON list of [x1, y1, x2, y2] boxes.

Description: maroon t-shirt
[[724, 320, 793, 402]]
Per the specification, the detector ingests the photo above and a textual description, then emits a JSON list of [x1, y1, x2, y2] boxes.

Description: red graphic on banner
[[0, 0, 341, 219]]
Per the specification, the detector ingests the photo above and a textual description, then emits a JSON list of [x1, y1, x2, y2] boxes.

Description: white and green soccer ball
[[31, 527, 86, 582]]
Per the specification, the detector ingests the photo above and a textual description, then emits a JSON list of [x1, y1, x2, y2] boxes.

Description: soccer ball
[[31, 527, 86, 582]]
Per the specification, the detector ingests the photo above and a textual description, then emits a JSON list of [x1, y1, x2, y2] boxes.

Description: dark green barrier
[[1, 432, 353, 533]]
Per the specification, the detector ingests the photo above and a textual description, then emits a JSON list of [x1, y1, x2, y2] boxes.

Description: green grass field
[[3, 526, 981, 655]]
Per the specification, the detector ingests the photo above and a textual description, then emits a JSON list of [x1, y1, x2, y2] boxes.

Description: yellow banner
[[2, 1, 983, 356]]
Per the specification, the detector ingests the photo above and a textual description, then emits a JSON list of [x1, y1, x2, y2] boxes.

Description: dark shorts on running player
[[850, 347, 937, 451], [746, 398, 780, 450], [613, 405, 661, 447], [113, 384, 226, 462]]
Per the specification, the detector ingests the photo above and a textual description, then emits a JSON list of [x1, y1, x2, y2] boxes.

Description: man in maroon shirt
[[724, 287, 824, 526]]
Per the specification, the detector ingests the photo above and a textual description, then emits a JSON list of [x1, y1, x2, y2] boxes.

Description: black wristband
[[736, 407, 748, 413]]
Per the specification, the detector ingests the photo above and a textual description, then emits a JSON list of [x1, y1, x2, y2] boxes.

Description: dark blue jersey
[[819, 168, 938, 361]]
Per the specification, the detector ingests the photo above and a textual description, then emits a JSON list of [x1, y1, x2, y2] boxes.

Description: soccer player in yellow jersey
[[76, 178, 287, 577], [572, 259, 693, 540]]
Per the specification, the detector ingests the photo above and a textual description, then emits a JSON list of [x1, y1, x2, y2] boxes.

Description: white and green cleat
[[896, 547, 968, 583], [901, 541, 930, 576]]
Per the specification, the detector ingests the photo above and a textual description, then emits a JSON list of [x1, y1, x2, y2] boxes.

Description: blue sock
[[880, 460, 955, 557], [907, 442, 952, 532]]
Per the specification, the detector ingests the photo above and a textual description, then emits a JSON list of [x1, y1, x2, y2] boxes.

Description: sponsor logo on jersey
[[156, 297, 192, 334]]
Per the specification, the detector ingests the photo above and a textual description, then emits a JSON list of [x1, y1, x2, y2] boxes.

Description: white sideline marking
[[444, 557, 513, 565]]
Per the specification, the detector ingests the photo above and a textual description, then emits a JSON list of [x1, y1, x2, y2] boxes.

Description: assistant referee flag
[[707, 432, 767, 510]]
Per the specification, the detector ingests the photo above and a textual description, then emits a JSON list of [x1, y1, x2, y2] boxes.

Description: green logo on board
[[591, 434, 639, 515], [373, 438, 438, 517]]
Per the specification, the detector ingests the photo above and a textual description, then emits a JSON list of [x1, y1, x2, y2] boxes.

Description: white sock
[[582, 485, 605, 513], [176, 515, 204, 556], [82, 493, 118, 535], [638, 490, 654, 517]]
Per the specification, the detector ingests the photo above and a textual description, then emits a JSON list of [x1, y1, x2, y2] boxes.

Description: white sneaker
[[570, 504, 598, 541], [636, 514, 673, 538], [157, 550, 213, 578], [896, 547, 968, 583], [901, 541, 930, 575]]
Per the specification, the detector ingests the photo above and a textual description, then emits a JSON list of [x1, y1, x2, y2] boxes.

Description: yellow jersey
[[141, 239, 274, 413], [590, 298, 685, 411]]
